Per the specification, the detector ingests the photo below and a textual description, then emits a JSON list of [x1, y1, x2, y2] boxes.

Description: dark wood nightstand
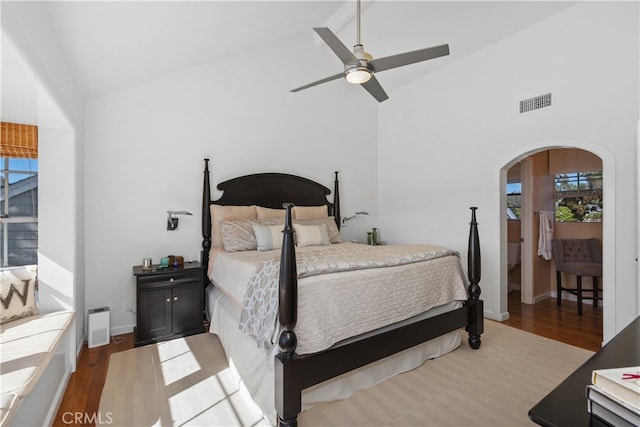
[[132, 261, 205, 347]]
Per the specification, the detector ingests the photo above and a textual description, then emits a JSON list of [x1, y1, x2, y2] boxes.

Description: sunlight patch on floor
[[156, 338, 202, 386], [168, 367, 270, 426]]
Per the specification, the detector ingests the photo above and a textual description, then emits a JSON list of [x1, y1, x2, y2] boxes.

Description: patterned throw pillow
[[220, 220, 257, 252], [1, 265, 39, 324], [210, 205, 257, 248]]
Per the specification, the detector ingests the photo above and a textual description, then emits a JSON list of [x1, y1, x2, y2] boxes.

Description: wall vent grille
[[519, 92, 552, 114]]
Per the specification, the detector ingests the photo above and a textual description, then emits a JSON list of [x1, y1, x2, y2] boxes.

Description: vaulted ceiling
[[2, 1, 577, 125]]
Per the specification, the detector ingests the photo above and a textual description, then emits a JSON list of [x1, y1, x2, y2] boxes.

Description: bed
[[201, 158, 483, 426]]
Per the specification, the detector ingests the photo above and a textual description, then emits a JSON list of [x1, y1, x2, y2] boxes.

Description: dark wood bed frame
[[201, 158, 483, 426]]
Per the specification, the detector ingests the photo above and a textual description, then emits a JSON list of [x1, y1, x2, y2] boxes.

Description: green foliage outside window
[[554, 172, 602, 223]]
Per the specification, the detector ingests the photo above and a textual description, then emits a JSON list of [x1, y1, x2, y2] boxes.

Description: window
[[554, 171, 602, 222], [0, 158, 38, 266], [507, 182, 521, 219]]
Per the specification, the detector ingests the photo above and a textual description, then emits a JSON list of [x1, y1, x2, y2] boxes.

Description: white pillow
[[252, 224, 284, 251], [293, 223, 331, 247]]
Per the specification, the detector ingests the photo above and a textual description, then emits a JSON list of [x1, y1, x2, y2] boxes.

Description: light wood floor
[[53, 292, 602, 426]]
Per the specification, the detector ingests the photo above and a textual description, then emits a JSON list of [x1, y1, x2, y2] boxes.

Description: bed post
[[466, 206, 483, 349], [275, 203, 302, 427], [333, 171, 341, 230], [202, 158, 212, 272]]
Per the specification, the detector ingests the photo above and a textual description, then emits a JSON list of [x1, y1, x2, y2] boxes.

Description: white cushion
[[293, 223, 331, 247], [252, 224, 283, 251]]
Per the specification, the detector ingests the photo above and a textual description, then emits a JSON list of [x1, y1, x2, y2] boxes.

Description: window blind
[[1, 122, 38, 159]]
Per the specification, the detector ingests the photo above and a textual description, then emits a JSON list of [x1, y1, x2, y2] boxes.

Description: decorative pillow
[[296, 217, 342, 243], [252, 224, 284, 251], [293, 223, 331, 247], [256, 206, 285, 220], [292, 205, 328, 220], [260, 217, 285, 226], [210, 205, 257, 248], [219, 220, 257, 252], [1, 265, 39, 324]]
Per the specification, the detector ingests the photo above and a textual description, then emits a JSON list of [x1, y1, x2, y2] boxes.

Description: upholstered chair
[[551, 238, 603, 316]]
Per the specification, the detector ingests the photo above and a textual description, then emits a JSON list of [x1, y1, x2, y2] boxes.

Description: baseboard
[[550, 291, 602, 303], [110, 324, 135, 337], [533, 292, 551, 304], [484, 309, 510, 321]]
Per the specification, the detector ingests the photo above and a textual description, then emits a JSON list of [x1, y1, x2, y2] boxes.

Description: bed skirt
[[206, 286, 463, 424]]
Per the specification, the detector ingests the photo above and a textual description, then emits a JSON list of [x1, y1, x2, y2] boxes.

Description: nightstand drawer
[[137, 270, 201, 288]]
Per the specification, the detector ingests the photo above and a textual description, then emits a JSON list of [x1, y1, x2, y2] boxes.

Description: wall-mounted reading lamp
[[342, 211, 369, 226], [167, 210, 192, 231]]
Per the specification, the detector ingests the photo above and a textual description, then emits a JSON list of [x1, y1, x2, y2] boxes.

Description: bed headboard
[[201, 158, 341, 266]]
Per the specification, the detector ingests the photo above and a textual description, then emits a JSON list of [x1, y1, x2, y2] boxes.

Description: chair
[[551, 238, 602, 315]]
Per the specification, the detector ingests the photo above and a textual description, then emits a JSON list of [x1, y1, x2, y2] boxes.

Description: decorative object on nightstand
[[366, 227, 381, 245], [132, 261, 204, 347]]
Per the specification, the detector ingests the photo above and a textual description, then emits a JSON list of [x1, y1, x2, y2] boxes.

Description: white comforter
[[211, 242, 469, 354]]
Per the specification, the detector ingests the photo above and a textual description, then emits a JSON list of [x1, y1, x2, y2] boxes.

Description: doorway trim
[[499, 139, 616, 344]]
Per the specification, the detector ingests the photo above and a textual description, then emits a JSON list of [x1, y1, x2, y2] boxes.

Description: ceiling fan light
[[345, 67, 371, 84]]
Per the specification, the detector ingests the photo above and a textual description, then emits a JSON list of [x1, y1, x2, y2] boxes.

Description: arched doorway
[[499, 140, 616, 346]]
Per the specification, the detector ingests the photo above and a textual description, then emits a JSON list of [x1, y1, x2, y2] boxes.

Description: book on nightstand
[[586, 385, 640, 427]]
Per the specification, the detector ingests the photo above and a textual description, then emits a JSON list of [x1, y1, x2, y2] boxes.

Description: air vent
[[519, 92, 552, 114]]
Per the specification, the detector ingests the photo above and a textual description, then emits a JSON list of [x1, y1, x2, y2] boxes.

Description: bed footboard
[[275, 205, 483, 426], [466, 207, 483, 349]]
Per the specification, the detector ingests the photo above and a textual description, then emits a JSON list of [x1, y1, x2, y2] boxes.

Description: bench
[[0, 310, 76, 426]]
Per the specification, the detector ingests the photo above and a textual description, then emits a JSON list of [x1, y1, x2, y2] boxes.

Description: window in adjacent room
[[506, 181, 522, 219], [554, 171, 602, 222], [1, 122, 39, 267]]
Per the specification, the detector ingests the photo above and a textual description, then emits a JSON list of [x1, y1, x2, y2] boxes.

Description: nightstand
[[132, 261, 205, 347]]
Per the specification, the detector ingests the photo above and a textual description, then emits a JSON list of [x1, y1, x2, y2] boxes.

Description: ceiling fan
[[291, 0, 450, 102]]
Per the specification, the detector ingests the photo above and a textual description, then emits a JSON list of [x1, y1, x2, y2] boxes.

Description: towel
[[537, 211, 554, 260]]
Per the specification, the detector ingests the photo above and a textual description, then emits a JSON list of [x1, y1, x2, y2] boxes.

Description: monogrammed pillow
[[1, 265, 38, 324]]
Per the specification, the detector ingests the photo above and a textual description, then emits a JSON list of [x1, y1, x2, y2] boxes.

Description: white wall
[[6, 1, 639, 344], [84, 36, 379, 334], [378, 1, 639, 341], [2, 1, 86, 352]]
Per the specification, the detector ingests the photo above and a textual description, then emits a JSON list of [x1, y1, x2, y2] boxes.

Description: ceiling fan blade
[[313, 27, 359, 66], [369, 44, 450, 73], [361, 75, 389, 103], [290, 72, 345, 93]]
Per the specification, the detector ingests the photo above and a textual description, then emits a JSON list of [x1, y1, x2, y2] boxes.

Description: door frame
[[499, 140, 615, 344]]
